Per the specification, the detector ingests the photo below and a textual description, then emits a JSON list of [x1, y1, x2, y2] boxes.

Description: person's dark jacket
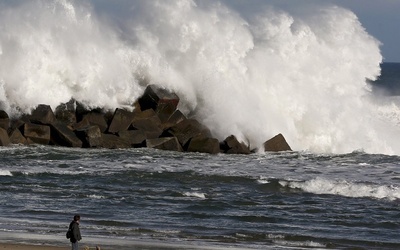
[[69, 220, 82, 243]]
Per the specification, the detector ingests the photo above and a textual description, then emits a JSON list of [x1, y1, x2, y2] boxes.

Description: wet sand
[[0, 242, 228, 250], [0, 242, 238, 250], [0, 243, 68, 250]]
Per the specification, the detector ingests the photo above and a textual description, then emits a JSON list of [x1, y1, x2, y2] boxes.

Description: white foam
[[0, 170, 12, 176], [183, 192, 206, 199], [280, 177, 400, 201], [266, 234, 285, 239], [257, 176, 270, 184], [1, 1, 399, 155], [87, 194, 105, 199], [0, 0, 143, 113], [274, 239, 326, 248]]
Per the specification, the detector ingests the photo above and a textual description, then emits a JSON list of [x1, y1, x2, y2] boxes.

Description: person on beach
[[69, 214, 82, 250]]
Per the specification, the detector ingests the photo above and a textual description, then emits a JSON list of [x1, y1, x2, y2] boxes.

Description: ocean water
[[0, 1, 400, 249], [0, 146, 399, 249]]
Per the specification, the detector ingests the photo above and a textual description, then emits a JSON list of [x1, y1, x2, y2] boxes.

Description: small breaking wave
[[0, 170, 12, 176], [87, 194, 105, 199], [273, 239, 326, 248], [280, 177, 400, 201], [183, 192, 206, 199]]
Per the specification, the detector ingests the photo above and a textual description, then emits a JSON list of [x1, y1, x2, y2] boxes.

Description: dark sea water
[[0, 143, 399, 249], [370, 63, 400, 96]]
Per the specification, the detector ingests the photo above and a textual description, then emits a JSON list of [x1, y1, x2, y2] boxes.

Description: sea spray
[[0, 0, 399, 154], [0, 0, 143, 114]]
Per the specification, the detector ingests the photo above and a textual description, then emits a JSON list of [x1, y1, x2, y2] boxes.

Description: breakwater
[[0, 85, 291, 154]]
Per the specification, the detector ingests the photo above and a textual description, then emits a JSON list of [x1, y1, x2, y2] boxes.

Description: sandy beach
[[0, 242, 231, 250], [0, 243, 69, 250]]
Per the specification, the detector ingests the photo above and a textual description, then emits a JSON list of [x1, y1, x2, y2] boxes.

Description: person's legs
[[71, 241, 79, 250]]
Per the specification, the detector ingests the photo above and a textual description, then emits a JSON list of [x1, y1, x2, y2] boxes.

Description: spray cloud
[[0, 0, 398, 154]]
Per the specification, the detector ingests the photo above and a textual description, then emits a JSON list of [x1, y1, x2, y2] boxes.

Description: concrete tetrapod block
[[187, 136, 220, 154], [9, 129, 28, 145], [222, 135, 251, 154], [75, 125, 103, 148], [23, 123, 51, 145], [0, 127, 10, 146], [101, 134, 131, 149], [264, 133, 292, 152], [165, 119, 211, 148], [146, 137, 183, 152], [29, 104, 57, 125], [108, 108, 135, 134], [55, 99, 77, 127], [138, 85, 179, 114], [81, 112, 108, 133], [161, 110, 187, 130], [131, 109, 163, 139], [156, 102, 180, 123], [118, 130, 147, 147], [0, 110, 10, 131], [132, 109, 162, 125], [50, 121, 83, 147]]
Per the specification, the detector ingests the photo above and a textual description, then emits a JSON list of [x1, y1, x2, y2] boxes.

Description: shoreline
[[0, 231, 256, 250], [0, 239, 251, 250], [0, 241, 254, 250], [0, 243, 68, 250]]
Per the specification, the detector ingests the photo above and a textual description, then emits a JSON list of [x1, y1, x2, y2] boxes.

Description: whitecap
[[257, 176, 270, 184], [0, 170, 12, 176], [183, 192, 206, 199], [266, 234, 285, 239], [283, 177, 400, 201], [273, 239, 326, 248], [87, 194, 105, 199]]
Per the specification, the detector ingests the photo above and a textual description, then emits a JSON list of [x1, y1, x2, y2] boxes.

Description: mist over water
[[0, 0, 399, 154]]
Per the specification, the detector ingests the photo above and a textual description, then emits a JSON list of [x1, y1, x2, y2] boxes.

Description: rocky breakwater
[[0, 85, 292, 154]]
